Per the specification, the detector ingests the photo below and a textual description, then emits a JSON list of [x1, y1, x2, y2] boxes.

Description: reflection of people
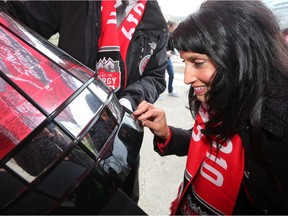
[[166, 20, 178, 97], [89, 109, 116, 152], [134, 1, 288, 215], [13, 125, 69, 176], [4, 0, 168, 204]]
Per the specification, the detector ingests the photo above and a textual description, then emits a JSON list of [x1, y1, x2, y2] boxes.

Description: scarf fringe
[[170, 196, 179, 215]]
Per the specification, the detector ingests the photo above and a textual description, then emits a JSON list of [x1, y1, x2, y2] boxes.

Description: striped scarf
[[171, 106, 244, 215], [97, 0, 147, 92]]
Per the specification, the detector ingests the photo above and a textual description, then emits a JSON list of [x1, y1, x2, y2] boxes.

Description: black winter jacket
[[5, 0, 168, 109], [153, 72, 288, 214], [166, 32, 175, 54]]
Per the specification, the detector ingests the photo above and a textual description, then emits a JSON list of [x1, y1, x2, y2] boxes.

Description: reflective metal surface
[[0, 11, 143, 214]]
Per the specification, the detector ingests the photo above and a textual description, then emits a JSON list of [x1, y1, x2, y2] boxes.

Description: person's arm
[[5, 1, 60, 39], [153, 126, 191, 157], [265, 127, 288, 211], [134, 101, 191, 156], [119, 31, 167, 110], [167, 33, 176, 55], [118, 1, 167, 110]]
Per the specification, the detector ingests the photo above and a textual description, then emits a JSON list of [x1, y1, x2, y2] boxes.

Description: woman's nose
[[184, 67, 197, 85]]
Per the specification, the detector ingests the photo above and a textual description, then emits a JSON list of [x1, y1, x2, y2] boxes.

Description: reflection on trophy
[[0, 11, 143, 215]]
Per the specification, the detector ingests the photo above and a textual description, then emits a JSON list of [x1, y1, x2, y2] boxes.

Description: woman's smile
[[180, 51, 216, 103]]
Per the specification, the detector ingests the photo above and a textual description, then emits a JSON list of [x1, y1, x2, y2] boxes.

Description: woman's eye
[[194, 61, 205, 68]]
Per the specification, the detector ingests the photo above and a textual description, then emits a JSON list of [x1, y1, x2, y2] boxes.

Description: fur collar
[[262, 71, 288, 137]]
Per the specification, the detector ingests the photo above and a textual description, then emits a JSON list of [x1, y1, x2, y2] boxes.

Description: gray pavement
[[138, 62, 195, 215]]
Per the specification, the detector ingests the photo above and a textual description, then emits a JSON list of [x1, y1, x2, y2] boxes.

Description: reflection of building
[[262, 0, 288, 29]]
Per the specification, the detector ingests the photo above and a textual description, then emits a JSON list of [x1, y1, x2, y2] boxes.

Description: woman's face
[[180, 51, 217, 103]]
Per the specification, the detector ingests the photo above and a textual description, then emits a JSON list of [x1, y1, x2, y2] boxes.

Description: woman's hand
[[133, 100, 170, 140]]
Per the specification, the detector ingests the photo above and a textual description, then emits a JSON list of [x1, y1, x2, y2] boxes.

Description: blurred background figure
[[166, 20, 179, 97]]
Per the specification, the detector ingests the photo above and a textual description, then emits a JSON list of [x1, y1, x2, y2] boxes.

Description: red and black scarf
[[96, 0, 147, 92], [171, 106, 244, 215]]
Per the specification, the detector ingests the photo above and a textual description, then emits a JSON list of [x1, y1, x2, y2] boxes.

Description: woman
[[134, 0, 288, 215]]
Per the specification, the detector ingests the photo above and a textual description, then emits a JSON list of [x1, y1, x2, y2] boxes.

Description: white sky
[[157, 0, 205, 17]]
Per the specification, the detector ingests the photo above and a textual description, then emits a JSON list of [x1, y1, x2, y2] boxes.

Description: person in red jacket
[[134, 0, 288, 214]]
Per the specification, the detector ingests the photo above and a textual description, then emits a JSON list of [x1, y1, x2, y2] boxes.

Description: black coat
[[153, 72, 288, 214], [166, 32, 175, 54]]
